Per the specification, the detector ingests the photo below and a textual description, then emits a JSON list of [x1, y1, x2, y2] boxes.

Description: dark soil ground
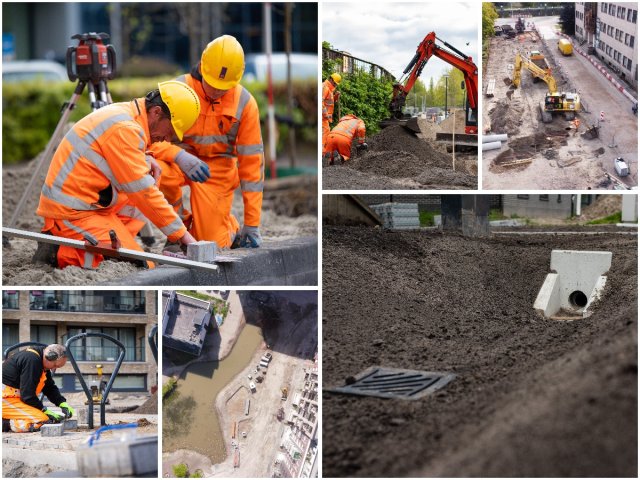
[[322, 225, 637, 477], [323, 125, 477, 190]]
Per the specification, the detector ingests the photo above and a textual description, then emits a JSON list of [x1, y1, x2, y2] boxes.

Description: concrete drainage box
[[76, 435, 157, 477], [326, 366, 455, 400], [534, 250, 612, 320]]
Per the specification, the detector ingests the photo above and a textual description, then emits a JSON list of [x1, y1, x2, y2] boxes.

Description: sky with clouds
[[323, 2, 479, 86]]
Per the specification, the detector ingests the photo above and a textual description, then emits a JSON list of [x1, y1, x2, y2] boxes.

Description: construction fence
[[323, 47, 395, 82]]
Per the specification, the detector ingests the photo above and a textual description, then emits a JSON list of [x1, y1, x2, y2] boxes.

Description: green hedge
[[2, 77, 316, 164]]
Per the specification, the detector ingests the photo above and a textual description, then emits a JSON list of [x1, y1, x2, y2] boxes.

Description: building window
[[2, 291, 19, 309], [2, 324, 19, 353], [517, 194, 530, 200], [601, 3, 607, 13], [64, 327, 143, 362], [29, 291, 146, 314], [539, 195, 549, 202], [630, 36, 635, 48], [58, 373, 147, 393], [557, 195, 563, 203], [31, 325, 57, 345]]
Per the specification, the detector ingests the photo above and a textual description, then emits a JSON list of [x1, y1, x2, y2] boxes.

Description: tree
[[559, 3, 576, 35], [482, 3, 499, 44]]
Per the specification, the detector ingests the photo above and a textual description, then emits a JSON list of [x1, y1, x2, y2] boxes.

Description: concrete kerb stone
[[104, 236, 318, 286], [3, 445, 78, 471], [41, 423, 64, 436], [187, 241, 218, 263]]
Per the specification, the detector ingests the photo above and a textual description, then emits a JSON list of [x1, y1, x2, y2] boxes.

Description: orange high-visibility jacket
[[37, 99, 187, 242], [322, 79, 336, 122], [331, 115, 366, 145], [150, 70, 264, 227]]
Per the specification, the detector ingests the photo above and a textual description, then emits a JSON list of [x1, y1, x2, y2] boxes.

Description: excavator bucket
[[378, 116, 421, 134]]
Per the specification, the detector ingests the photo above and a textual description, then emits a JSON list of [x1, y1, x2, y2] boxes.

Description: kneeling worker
[[323, 114, 367, 165], [36, 81, 201, 269], [2, 344, 74, 432]]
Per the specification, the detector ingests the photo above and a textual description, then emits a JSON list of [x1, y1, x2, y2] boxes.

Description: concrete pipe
[[482, 134, 508, 143], [482, 141, 503, 151]]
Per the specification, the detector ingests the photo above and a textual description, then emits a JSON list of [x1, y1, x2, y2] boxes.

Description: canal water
[[163, 323, 263, 463]]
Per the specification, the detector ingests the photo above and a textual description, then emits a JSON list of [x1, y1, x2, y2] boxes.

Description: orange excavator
[[380, 31, 478, 144]]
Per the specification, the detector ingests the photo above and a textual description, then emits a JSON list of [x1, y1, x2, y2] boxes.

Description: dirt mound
[[417, 118, 439, 140], [132, 392, 158, 414], [438, 109, 467, 134], [323, 226, 637, 477], [578, 195, 622, 221], [488, 97, 525, 135]]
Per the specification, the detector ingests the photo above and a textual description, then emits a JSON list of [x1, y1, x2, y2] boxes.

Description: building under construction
[[162, 291, 212, 356]]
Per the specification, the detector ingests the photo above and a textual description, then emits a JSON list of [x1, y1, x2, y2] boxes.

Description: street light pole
[[444, 74, 449, 118]]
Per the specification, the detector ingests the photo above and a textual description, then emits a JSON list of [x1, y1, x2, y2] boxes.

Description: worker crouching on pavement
[[322, 73, 341, 151], [2, 344, 75, 433], [150, 35, 265, 249], [323, 114, 367, 165], [36, 81, 201, 269]]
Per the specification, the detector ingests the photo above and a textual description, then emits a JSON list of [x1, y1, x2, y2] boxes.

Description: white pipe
[[576, 194, 582, 216], [482, 141, 503, 151], [483, 134, 508, 143]]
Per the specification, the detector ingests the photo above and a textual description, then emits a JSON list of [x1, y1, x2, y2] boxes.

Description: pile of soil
[[323, 225, 637, 477], [577, 194, 622, 221], [438, 109, 467, 134], [132, 392, 158, 414], [488, 97, 525, 135], [323, 125, 477, 190]]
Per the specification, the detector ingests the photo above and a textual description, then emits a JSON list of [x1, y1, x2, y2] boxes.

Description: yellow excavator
[[512, 52, 581, 123]]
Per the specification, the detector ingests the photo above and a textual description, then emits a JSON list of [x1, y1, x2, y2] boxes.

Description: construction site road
[[483, 17, 638, 190], [323, 225, 637, 477]]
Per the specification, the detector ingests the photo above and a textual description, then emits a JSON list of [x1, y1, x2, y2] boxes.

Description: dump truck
[[557, 39, 573, 55], [529, 51, 550, 82]]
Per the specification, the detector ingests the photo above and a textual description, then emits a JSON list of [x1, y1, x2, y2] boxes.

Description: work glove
[[175, 151, 210, 183], [231, 226, 262, 249], [43, 408, 64, 422], [59, 402, 75, 419]]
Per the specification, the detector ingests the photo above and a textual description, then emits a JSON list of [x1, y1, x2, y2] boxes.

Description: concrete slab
[[104, 236, 318, 286], [534, 250, 612, 319]]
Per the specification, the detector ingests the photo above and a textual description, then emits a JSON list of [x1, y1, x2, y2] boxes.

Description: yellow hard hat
[[201, 35, 245, 90], [330, 73, 342, 84], [158, 81, 201, 141]]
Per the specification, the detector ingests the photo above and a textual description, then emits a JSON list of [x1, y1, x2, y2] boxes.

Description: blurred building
[[575, 2, 638, 88], [2, 3, 317, 69], [2, 290, 157, 393]]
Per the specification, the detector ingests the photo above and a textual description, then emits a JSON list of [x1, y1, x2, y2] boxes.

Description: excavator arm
[[512, 52, 557, 94], [386, 32, 478, 134]]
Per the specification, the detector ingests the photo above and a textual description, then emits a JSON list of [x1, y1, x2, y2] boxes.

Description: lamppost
[[443, 73, 449, 118]]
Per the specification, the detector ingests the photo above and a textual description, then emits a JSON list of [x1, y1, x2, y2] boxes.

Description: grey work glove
[[175, 151, 210, 183], [231, 226, 262, 249]]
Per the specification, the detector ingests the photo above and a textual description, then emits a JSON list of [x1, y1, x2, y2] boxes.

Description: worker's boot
[[2, 419, 10, 432]]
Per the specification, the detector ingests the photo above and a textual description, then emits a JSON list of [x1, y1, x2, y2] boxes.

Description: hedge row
[[2, 77, 316, 164]]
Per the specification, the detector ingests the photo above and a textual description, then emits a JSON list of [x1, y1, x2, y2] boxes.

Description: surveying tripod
[[8, 33, 116, 228]]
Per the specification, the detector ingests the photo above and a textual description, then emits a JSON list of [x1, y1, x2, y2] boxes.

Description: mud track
[[322, 226, 637, 477]]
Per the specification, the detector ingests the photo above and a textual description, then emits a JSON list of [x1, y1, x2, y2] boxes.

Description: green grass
[[586, 211, 623, 225], [489, 208, 506, 221], [419, 211, 438, 227]]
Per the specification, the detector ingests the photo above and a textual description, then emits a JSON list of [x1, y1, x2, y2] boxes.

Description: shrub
[[172, 463, 189, 478]]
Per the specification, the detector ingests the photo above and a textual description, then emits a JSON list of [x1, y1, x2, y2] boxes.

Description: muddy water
[[163, 324, 263, 463]]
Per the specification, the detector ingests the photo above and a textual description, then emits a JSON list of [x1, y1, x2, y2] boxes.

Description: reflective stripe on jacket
[[322, 80, 336, 121], [331, 116, 366, 144], [150, 70, 264, 227], [36, 99, 186, 242]]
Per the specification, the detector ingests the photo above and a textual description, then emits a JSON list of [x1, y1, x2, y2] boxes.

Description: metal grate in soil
[[326, 366, 455, 400]]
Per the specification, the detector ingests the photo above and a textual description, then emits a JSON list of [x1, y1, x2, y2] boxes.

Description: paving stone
[[41, 423, 64, 436]]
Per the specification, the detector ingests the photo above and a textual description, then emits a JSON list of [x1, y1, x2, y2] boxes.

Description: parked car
[[3, 60, 67, 83], [243, 53, 317, 83]]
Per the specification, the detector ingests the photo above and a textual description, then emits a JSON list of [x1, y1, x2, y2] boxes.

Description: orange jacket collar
[[131, 98, 151, 147]]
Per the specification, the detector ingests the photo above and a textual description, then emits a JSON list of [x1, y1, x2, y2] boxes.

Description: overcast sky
[[323, 2, 479, 86]]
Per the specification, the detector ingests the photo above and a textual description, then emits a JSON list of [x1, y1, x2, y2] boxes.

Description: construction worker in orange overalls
[[322, 73, 342, 152], [323, 114, 367, 165], [150, 35, 264, 249], [573, 118, 581, 136], [36, 81, 201, 269], [2, 345, 75, 433]]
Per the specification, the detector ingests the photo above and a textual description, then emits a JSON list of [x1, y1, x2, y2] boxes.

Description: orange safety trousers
[[322, 119, 331, 153], [325, 132, 353, 163], [157, 160, 240, 248], [2, 374, 48, 433], [43, 196, 152, 269]]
